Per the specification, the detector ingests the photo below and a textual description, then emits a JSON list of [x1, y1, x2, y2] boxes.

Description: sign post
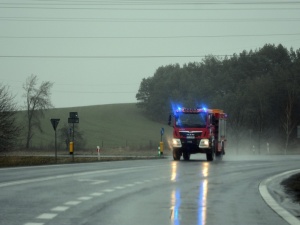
[[159, 127, 164, 155], [50, 118, 60, 163], [68, 112, 79, 162], [97, 146, 100, 160]]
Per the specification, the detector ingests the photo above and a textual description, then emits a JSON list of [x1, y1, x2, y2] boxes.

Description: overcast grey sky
[[1, 0, 300, 108]]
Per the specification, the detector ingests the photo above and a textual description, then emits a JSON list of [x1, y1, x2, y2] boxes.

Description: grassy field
[[14, 103, 173, 154]]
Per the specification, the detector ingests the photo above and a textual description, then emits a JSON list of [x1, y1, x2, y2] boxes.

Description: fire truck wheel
[[173, 148, 181, 161], [216, 152, 223, 160], [183, 152, 190, 161], [206, 152, 215, 161]]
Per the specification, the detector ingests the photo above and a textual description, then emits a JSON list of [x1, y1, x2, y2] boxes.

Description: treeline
[[136, 44, 300, 154]]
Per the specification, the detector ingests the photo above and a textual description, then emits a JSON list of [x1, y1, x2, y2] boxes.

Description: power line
[[2, 1, 300, 6], [0, 55, 230, 59], [1, 33, 300, 39], [0, 17, 299, 22], [54, 90, 136, 94], [0, 5, 300, 10]]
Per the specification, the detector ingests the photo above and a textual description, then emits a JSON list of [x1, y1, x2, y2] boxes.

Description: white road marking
[[24, 223, 44, 225], [51, 206, 69, 212], [64, 201, 81, 206], [36, 213, 57, 219], [103, 189, 114, 192], [90, 192, 103, 196], [78, 196, 93, 201], [78, 179, 108, 185], [259, 169, 300, 225], [115, 186, 125, 189], [24, 176, 163, 225], [0, 165, 163, 188]]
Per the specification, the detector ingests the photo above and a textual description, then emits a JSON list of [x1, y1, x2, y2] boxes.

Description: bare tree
[[58, 123, 86, 151], [0, 84, 21, 151], [282, 88, 297, 154], [23, 75, 53, 149]]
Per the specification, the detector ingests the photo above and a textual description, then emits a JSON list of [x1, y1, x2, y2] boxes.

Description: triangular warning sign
[[50, 119, 60, 131]]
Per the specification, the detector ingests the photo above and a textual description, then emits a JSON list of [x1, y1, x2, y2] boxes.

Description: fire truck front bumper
[[172, 138, 210, 149]]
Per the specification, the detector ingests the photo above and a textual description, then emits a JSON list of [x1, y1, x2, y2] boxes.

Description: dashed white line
[[51, 206, 69, 212], [90, 192, 103, 196], [78, 196, 93, 201], [36, 213, 57, 219], [24, 223, 44, 225], [115, 186, 125, 189], [78, 179, 108, 185], [64, 201, 81, 206], [103, 189, 114, 192], [25, 177, 161, 225]]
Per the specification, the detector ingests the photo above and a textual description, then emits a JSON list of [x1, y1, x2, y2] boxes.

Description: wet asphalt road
[[1, 154, 300, 225]]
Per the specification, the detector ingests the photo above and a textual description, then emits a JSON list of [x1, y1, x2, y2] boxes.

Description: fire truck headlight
[[199, 139, 209, 148], [172, 138, 182, 148]]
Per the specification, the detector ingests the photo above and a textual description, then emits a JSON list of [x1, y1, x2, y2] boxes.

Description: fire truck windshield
[[175, 112, 207, 128]]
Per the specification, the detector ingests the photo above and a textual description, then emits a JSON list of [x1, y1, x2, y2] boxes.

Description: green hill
[[17, 103, 172, 153]]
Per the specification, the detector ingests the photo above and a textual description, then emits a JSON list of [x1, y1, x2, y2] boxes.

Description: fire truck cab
[[168, 107, 227, 161]]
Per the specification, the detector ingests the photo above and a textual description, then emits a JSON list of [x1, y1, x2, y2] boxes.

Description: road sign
[[50, 119, 60, 131], [68, 118, 79, 123], [50, 118, 60, 163], [69, 112, 78, 118], [161, 127, 164, 136], [68, 111, 79, 123]]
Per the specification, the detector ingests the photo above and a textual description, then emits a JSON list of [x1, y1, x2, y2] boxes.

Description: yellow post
[[159, 141, 164, 155], [69, 142, 74, 154]]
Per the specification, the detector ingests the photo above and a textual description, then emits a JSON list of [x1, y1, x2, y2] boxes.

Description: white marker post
[[97, 146, 100, 160]]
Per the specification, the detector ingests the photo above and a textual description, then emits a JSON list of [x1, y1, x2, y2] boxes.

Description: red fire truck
[[168, 107, 227, 161]]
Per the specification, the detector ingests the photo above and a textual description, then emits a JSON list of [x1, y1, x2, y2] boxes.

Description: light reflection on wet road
[[1, 155, 300, 225]]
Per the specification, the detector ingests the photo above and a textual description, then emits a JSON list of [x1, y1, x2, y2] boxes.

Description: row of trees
[[136, 44, 300, 153]]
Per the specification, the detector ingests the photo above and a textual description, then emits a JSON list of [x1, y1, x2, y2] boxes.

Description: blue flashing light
[[171, 102, 184, 114]]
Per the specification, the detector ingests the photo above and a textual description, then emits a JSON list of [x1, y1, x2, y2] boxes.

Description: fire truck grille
[[179, 132, 202, 138]]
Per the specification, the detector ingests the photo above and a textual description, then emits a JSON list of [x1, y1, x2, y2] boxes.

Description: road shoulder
[[259, 170, 300, 225]]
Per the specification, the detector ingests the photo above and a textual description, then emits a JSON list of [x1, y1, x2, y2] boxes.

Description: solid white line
[[51, 206, 69, 212], [64, 201, 81, 206], [36, 213, 57, 219], [0, 165, 164, 188], [259, 169, 300, 225]]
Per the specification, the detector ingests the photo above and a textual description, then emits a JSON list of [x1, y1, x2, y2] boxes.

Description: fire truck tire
[[216, 152, 223, 160], [206, 152, 215, 161], [216, 145, 223, 159], [183, 152, 190, 161], [173, 148, 181, 161]]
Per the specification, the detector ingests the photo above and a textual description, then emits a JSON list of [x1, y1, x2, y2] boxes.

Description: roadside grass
[[14, 103, 172, 151], [281, 174, 300, 204], [0, 154, 166, 167]]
